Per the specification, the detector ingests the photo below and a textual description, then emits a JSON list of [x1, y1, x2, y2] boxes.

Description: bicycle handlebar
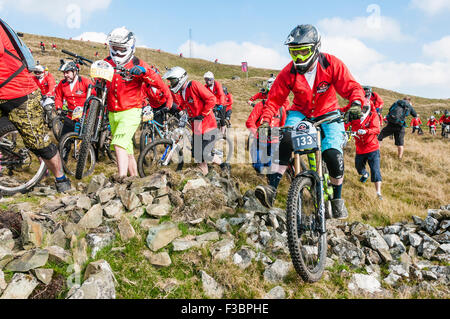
[[61, 49, 93, 65]]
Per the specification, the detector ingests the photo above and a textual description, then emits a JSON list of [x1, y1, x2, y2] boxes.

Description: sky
[[1, 0, 449, 99]]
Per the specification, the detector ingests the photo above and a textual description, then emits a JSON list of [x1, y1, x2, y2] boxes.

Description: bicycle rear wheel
[[0, 122, 47, 195], [139, 127, 155, 154], [75, 100, 99, 180], [59, 132, 96, 177], [138, 139, 183, 177], [286, 176, 327, 283]]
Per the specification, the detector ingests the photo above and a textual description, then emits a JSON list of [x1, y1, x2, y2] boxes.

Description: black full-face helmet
[[285, 24, 321, 75]]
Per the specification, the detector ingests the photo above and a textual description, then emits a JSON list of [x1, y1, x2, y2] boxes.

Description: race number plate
[[291, 121, 318, 151], [72, 106, 83, 120], [142, 106, 154, 122], [90, 60, 115, 82]]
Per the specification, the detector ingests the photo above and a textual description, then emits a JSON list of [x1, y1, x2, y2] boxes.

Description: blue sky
[[1, 0, 450, 98]]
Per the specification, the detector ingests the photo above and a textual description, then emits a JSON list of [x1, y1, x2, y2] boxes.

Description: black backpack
[[387, 100, 410, 126]]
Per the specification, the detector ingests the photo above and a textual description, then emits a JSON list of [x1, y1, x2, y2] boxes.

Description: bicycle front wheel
[[0, 123, 47, 195], [59, 132, 96, 178], [138, 139, 183, 177], [286, 176, 327, 283]]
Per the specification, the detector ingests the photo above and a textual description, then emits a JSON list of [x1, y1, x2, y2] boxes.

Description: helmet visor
[[289, 45, 314, 63], [167, 78, 180, 89], [205, 78, 214, 86]]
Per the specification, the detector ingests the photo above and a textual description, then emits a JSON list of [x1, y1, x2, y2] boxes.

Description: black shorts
[[355, 150, 382, 183], [191, 129, 221, 163], [378, 123, 405, 146]]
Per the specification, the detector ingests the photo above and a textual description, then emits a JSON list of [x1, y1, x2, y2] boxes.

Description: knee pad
[[32, 143, 58, 161], [323, 148, 344, 179]]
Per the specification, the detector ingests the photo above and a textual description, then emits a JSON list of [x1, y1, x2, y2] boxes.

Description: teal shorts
[[109, 108, 141, 155]]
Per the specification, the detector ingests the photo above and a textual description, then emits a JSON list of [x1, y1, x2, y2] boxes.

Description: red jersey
[[370, 92, 384, 111], [439, 115, 450, 125], [246, 101, 287, 138], [0, 26, 37, 99], [262, 53, 365, 123], [348, 111, 381, 155], [410, 118, 422, 127], [55, 76, 94, 119], [179, 80, 217, 135], [427, 119, 438, 127], [104, 56, 172, 112], [205, 80, 225, 106], [224, 93, 233, 112], [142, 82, 171, 109], [249, 92, 268, 102], [33, 72, 56, 97]]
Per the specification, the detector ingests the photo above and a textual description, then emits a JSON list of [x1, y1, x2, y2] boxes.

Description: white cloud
[[423, 36, 450, 61], [178, 40, 290, 70], [1, 0, 111, 27], [410, 0, 450, 15], [318, 16, 413, 42], [73, 32, 107, 43]]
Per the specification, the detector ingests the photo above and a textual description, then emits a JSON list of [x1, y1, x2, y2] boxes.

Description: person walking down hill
[[427, 116, 439, 135], [439, 110, 450, 137], [363, 86, 384, 122], [347, 103, 383, 200], [223, 86, 233, 127], [410, 115, 423, 135], [377, 96, 417, 160], [163, 67, 229, 176], [105, 27, 173, 180], [254, 24, 366, 220]]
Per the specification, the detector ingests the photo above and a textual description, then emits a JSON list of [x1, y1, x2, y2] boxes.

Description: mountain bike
[[59, 49, 123, 179], [0, 117, 47, 195], [51, 109, 68, 141], [443, 124, 450, 139], [429, 125, 437, 136], [284, 111, 343, 283]]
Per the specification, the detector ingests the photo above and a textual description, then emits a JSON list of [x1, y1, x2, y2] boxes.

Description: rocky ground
[[0, 168, 448, 299]]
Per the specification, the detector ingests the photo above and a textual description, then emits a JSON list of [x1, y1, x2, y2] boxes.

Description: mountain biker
[[410, 114, 423, 134], [254, 24, 365, 220], [55, 60, 95, 139], [439, 110, 450, 137], [247, 77, 276, 107], [427, 116, 438, 134], [142, 82, 178, 125], [0, 19, 70, 192], [346, 102, 383, 200], [223, 86, 233, 126], [33, 65, 56, 99], [378, 96, 417, 159], [163, 66, 228, 176], [204, 71, 227, 131], [40, 41, 45, 52], [246, 98, 289, 177], [363, 86, 384, 121], [105, 27, 173, 179]]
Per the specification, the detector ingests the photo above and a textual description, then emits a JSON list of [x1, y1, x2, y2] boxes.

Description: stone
[[77, 204, 103, 229], [440, 220, 450, 230], [140, 219, 160, 231], [384, 273, 401, 287], [264, 286, 286, 299], [30, 187, 56, 197], [76, 196, 92, 211], [98, 187, 116, 204], [118, 189, 141, 212], [146, 203, 171, 218], [229, 218, 246, 226], [210, 239, 235, 261], [143, 251, 172, 267], [138, 192, 154, 206], [128, 207, 145, 219], [86, 233, 115, 258], [5, 249, 49, 272], [42, 200, 64, 213], [423, 216, 440, 235], [350, 222, 372, 241], [154, 195, 170, 205], [348, 274, 382, 294], [408, 233, 423, 248], [242, 190, 269, 214], [383, 225, 402, 235], [0, 273, 38, 299], [259, 231, 271, 246], [422, 271, 438, 281], [200, 271, 223, 299], [389, 262, 410, 278], [383, 234, 402, 249], [412, 216, 423, 225], [87, 174, 107, 195], [364, 228, 392, 262], [0, 228, 14, 251], [196, 232, 219, 242], [10, 202, 33, 213], [146, 222, 181, 252], [131, 173, 167, 192], [46, 246, 72, 264], [0, 270, 6, 290], [363, 247, 382, 265], [232, 248, 255, 270], [71, 236, 88, 270], [48, 227, 67, 249], [118, 216, 136, 242], [33, 268, 53, 285], [68, 260, 115, 299], [264, 260, 292, 283], [103, 200, 125, 219], [21, 213, 45, 249], [215, 218, 230, 233], [419, 235, 440, 259], [61, 196, 78, 206], [172, 239, 202, 251], [438, 243, 450, 254], [433, 231, 450, 244], [255, 252, 272, 266], [182, 178, 208, 193], [332, 240, 366, 268]]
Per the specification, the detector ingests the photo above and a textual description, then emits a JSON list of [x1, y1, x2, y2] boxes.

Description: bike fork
[[162, 143, 179, 166]]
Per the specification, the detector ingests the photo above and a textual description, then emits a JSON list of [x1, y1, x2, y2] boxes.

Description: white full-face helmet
[[204, 71, 215, 86], [33, 65, 45, 79], [267, 77, 276, 91], [107, 27, 136, 66], [163, 67, 189, 93]]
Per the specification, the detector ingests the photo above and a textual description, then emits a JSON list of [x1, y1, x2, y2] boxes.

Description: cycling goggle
[[289, 45, 314, 62], [167, 78, 180, 88]]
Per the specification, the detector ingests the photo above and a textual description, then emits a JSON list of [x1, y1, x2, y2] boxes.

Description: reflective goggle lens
[[289, 45, 314, 62]]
